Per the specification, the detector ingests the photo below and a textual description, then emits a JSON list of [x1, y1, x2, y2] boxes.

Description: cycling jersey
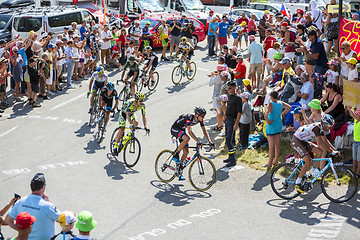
[[121, 99, 146, 116], [124, 61, 139, 72], [100, 88, 118, 108], [179, 42, 194, 53], [91, 72, 108, 82], [172, 113, 204, 130], [142, 51, 158, 62], [294, 122, 324, 142]]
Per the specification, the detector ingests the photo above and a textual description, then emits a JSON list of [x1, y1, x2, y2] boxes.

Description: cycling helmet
[[181, 36, 187, 42], [97, 66, 104, 74], [321, 114, 335, 128], [128, 55, 136, 62], [106, 82, 114, 90], [134, 92, 145, 100], [144, 46, 152, 52], [194, 106, 206, 116], [273, 52, 282, 60]]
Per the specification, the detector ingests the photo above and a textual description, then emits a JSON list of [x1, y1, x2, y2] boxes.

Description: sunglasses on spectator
[[341, 47, 345, 50]]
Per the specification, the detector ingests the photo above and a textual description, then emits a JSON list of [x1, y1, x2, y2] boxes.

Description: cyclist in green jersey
[[113, 92, 150, 156], [120, 55, 139, 96]]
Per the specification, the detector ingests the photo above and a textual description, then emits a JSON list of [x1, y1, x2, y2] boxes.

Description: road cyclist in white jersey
[[290, 114, 340, 193], [88, 66, 108, 113]]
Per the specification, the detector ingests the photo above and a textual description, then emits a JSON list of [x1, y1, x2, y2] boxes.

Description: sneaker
[[38, 94, 43, 98], [219, 131, 226, 137], [223, 158, 230, 163], [32, 102, 41, 107], [295, 183, 305, 193], [113, 142, 119, 156], [47, 91, 54, 95], [225, 160, 236, 167], [67, 85, 75, 89], [178, 175, 186, 181], [173, 156, 181, 165], [43, 95, 50, 100], [15, 98, 23, 102]]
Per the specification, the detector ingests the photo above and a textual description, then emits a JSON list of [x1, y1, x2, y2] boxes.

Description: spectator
[[158, 20, 169, 61], [38, 53, 50, 100], [310, 0, 323, 31], [208, 17, 218, 56], [55, 40, 66, 89], [51, 211, 77, 240], [63, 26, 70, 40], [345, 106, 360, 177], [208, 66, 226, 131], [64, 40, 77, 89], [320, 83, 344, 119], [12, 212, 37, 240], [324, 59, 339, 85], [303, 14, 318, 34], [183, 20, 195, 48], [178, 13, 187, 28], [345, 58, 359, 82], [231, 22, 240, 49], [5, 173, 61, 240], [0, 57, 10, 109], [116, 28, 127, 68], [100, 25, 113, 67], [237, 12, 249, 49], [248, 14, 258, 36], [258, 10, 269, 43], [281, 22, 296, 63], [10, 46, 23, 102], [296, 9, 306, 25], [71, 22, 79, 35], [218, 16, 230, 52], [87, 27, 100, 67], [0, 196, 18, 238], [339, 41, 357, 87], [129, 21, 142, 47], [264, 42, 280, 76], [286, 107, 305, 133], [72, 211, 97, 240], [239, 91, 252, 149], [324, 0, 339, 54], [247, 35, 263, 89], [27, 58, 41, 107], [0, 38, 17, 57], [355, 4, 360, 16], [79, 20, 89, 41], [206, 10, 215, 44], [223, 81, 242, 167], [230, 53, 246, 92], [263, 91, 291, 168], [298, 72, 314, 110], [45, 44, 55, 94], [16, 38, 31, 97], [302, 99, 322, 124], [169, 18, 182, 58], [262, 30, 277, 76], [110, 26, 119, 47]]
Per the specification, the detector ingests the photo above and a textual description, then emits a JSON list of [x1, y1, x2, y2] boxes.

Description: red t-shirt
[[237, 17, 249, 32], [234, 61, 246, 79], [264, 36, 277, 52], [116, 35, 126, 46]]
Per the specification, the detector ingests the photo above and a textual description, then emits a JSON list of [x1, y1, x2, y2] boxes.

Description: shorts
[[238, 33, 248, 42], [92, 80, 105, 93], [46, 70, 53, 85], [231, 32, 238, 39], [248, 30, 256, 36], [119, 112, 136, 128], [170, 35, 181, 46], [249, 63, 263, 75], [161, 38, 169, 47], [170, 125, 189, 146], [127, 70, 139, 83], [291, 137, 314, 157], [101, 49, 110, 59], [183, 50, 194, 60], [212, 97, 221, 113], [353, 141, 360, 161], [31, 82, 39, 93], [145, 60, 158, 71], [80, 58, 85, 63], [57, 65, 63, 78], [0, 84, 5, 93], [101, 97, 113, 109], [219, 36, 227, 45]]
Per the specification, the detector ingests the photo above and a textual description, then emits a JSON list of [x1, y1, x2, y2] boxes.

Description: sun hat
[[219, 94, 228, 102], [249, 35, 255, 41], [75, 211, 97, 232], [242, 79, 251, 86], [273, 52, 282, 60], [59, 211, 77, 226], [308, 99, 321, 110], [15, 212, 36, 230], [291, 106, 302, 114], [216, 65, 227, 71], [241, 92, 251, 100], [346, 57, 357, 65]]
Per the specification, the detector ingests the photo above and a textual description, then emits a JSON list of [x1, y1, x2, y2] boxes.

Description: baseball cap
[[227, 81, 236, 87], [241, 92, 251, 100], [264, 10, 270, 14], [236, 54, 243, 59], [75, 211, 97, 232], [47, 44, 55, 49], [216, 65, 227, 71], [12, 46, 18, 52], [242, 79, 251, 86], [275, 13, 283, 18], [0, 40, 5, 45], [181, 13, 186, 17], [59, 211, 77, 226], [29, 30, 38, 36], [210, 10, 214, 13], [298, 64, 306, 72], [219, 94, 228, 102], [281, 22, 289, 28], [104, 25, 109, 28], [280, 57, 291, 65], [240, 21, 246, 26], [15, 212, 36, 230], [327, 59, 338, 65], [64, 26, 69, 29], [220, 71, 229, 77], [249, 35, 255, 41], [346, 57, 357, 65], [73, 34, 80, 38], [30, 173, 46, 190], [231, 46, 238, 52], [297, 9, 304, 14], [16, 41, 23, 47], [308, 99, 321, 110]]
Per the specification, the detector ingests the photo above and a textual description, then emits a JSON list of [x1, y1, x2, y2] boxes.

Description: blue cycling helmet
[[97, 66, 104, 75], [106, 82, 114, 90]]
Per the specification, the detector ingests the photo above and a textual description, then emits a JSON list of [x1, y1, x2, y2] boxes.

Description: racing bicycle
[[270, 156, 358, 203], [117, 80, 138, 105], [155, 140, 216, 191], [94, 107, 114, 144], [137, 69, 159, 92], [171, 59, 197, 85], [88, 90, 100, 127], [110, 126, 149, 167]]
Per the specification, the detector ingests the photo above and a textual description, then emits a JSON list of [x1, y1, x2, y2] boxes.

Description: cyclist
[[113, 92, 150, 156], [176, 36, 194, 75], [98, 82, 119, 131], [291, 114, 339, 193], [88, 66, 108, 113], [139, 46, 158, 87], [170, 107, 215, 180], [120, 55, 139, 96]]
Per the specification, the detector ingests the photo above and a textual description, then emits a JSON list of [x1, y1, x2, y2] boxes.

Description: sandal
[[212, 126, 223, 131]]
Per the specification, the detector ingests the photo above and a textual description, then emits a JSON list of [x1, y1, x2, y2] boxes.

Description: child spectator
[[239, 92, 252, 149], [345, 58, 359, 82], [51, 211, 77, 240], [346, 106, 360, 177], [72, 211, 97, 240], [27, 58, 41, 107], [13, 212, 37, 240], [302, 99, 322, 124], [324, 60, 339, 85], [286, 106, 304, 133]]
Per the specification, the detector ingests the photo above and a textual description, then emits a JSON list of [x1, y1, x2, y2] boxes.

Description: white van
[[12, 6, 99, 40]]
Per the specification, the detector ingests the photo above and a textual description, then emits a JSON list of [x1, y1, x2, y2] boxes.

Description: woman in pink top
[[248, 14, 258, 36]]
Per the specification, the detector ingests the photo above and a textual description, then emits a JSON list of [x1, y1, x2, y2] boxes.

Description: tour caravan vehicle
[[200, 0, 247, 14], [0, 9, 15, 41], [12, 6, 99, 40], [159, 0, 211, 25]]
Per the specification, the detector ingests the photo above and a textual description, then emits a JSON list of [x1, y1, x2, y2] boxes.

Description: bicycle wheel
[[171, 66, 183, 85], [155, 150, 176, 182], [118, 88, 127, 105], [188, 156, 216, 191], [186, 61, 197, 80], [96, 116, 105, 143], [321, 166, 358, 203], [137, 76, 144, 92], [123, 137, 141, 167], [110, 127, 120, 156], [148, 72, 159, 91], [270, 163, 301, 200]]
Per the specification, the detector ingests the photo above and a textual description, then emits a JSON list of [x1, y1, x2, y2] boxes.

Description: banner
[[339, 17, 360, 59], [343, 80, 360, 108]]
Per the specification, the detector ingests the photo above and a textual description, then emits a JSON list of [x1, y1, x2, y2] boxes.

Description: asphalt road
[[0, 39, 359, 240]]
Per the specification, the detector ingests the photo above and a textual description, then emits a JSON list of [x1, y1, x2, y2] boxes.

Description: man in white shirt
[[100, 25, 113, 66], [129, 21, 142, 47], [310, 0, 322, 30], [298, 72, 313, 110]]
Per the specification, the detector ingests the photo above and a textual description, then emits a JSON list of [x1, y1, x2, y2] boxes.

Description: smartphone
[[14, 193, 21, 199]]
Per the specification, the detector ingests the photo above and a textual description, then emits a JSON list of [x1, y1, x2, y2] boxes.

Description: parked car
[[230, 8, 264, 26], [0, 0, 34, 8], [0, 9, 15, 42], [249, 2, 282, 14], [135, 14, 206, 48]]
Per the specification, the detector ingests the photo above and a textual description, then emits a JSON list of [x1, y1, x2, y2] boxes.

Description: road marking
[[50, 93, 85, 111], [220, 165, 245, 172], [306, 214, 346, 240], [1, 113, 82, 124], [0, 126, 18, 138], [197, 67, 210, 72]]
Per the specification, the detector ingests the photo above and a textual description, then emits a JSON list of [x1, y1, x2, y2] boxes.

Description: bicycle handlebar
[[188, 143, 215, 152]]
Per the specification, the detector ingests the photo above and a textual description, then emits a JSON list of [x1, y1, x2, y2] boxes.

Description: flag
[[230, 5, 234, 12], [280, 4, 290, 18], [102, 0, 104, 8], [339, 17, 360, 59]]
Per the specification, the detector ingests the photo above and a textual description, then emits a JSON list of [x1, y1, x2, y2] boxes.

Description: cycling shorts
[[291, 137, 315, 158], [92, 81, 105, 93], [127, 70, 139, 83], [145, 59, 158, 71], [119, 112, 137, 128], [183, 50, 194, 60], [170, 125, 188, 146], [101, 97, 113, 109]]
